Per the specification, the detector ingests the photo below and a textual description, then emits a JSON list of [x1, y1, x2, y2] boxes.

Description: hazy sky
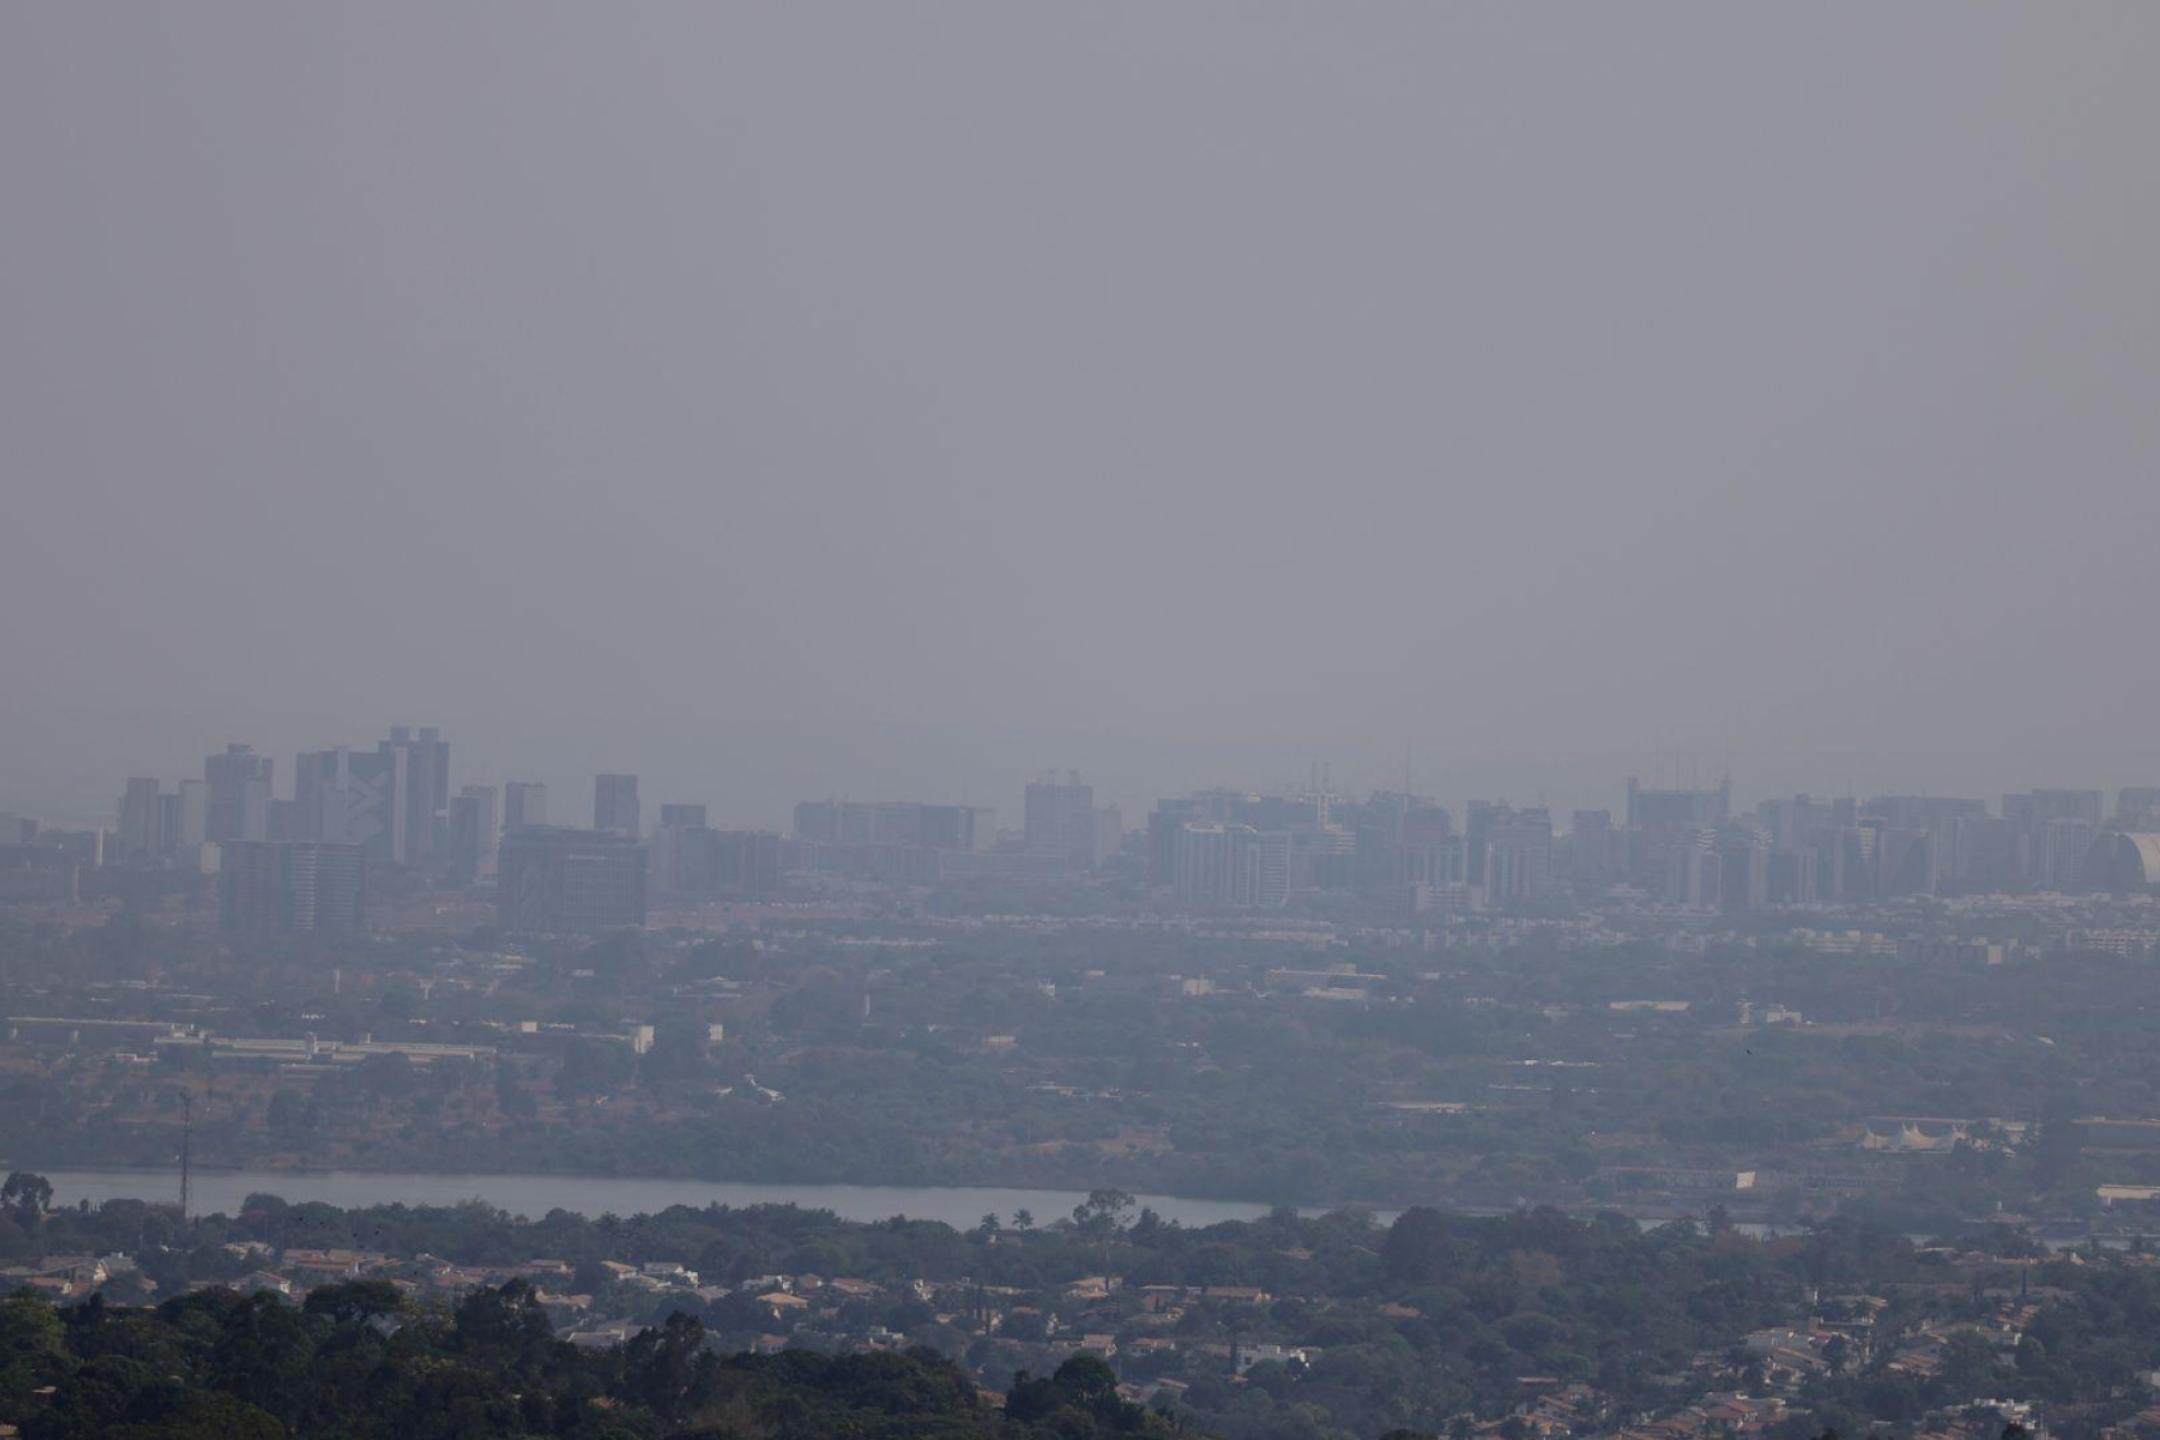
[[5, 5, 2158, 827]]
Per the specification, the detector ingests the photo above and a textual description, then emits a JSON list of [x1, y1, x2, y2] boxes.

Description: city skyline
[[8, 5, 2160, 840], [49, 718, 2160, 898], [28, 719, 2160, 840], [9, 8, 2160, 1436]]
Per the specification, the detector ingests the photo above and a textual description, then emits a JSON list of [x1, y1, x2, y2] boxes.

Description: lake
[[25, 1167, 1283, 1230]]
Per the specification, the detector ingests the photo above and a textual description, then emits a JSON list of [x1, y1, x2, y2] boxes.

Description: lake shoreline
[[11, 1163, 1331, 1230], [3, 1152, 1424, 1218]]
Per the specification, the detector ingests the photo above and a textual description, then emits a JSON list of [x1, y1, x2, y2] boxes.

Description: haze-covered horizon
[[7, 4, 2159, 829], [16, 700, 2160, 839]]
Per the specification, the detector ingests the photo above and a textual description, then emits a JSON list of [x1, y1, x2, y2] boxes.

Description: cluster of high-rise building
[[1138, 777, 2160, 913], [779, 775, 1121, 886], [1022, 773, 1122, 872], [66, 743, 2160, 932], [1728, 786, 2141, 904], [1145, 787, 1497, 911], [106, 746, 811, 938]]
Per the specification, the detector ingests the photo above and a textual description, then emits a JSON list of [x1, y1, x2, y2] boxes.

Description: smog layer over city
[[3, 7, 2160, 1440]]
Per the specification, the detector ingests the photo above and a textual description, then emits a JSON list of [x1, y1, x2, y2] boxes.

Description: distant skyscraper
[[1625, 774, 1731, 892], [1661, 827, 1722, 909], [2003, 789, 2104, 827], [1717, 824, 1772, 912], [1025, 773, 1100, 869], [2003, 790, 2105, 887], [282, 842, 367, 933], [220, 841, 366, 935], [1625, 775, 1731, 830], [1569, 810, 1616, 889], [295, 746, 407, 861], [2039, 817, 2098, 891], [1860, 796, 1985, 893], [1482, 807, 1554, 908], [448, 785, 500, 886], [594, 774, 640, 837], [117, 778, 162, 859], [713, 829, 784, 896], [175, 779, 208, 849], [668, 826, 785, 898], [219, 840, 280, 934], [498, 826, 647, 933], [204, 743, 272, 844], [503, 781, 547, 829], [792, 800, 991, 851], [649, 804, 707, 897], [380, 726, 450, 862], [1168, 822, 1285, 908]]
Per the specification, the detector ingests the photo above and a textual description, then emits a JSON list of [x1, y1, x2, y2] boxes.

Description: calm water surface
[[28, 1167, 1280, 1230]]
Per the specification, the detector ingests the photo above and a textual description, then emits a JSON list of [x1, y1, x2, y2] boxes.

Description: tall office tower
[[792, 800, 844, 844], [1949, 814, 2016, 892], [2003, 789, 2104, 827], [497, 827, 647, 933], [292, 749, 333, 840], [648, 804, 708, 897], [1025, 772, 1099, 869], [174, 780, 208, 848], [379, 726, 449, 862], [2040, 817, 2098, 891], [116, 778, 162, 860], [219, 841, 366, 935], [1349, 794, 1449, 894], [1755, 794, 1854, 852], [594, 774, 640, 837], [503, 781, 547, 829], [2003, 790, 2106, 887], [1765, 844, 1818, 904], [656, 821, 698, 895], [204, 743, 273, 843], [670, 826, 785, 897], [1861, 796, 1986, 893], [447, 785, 501, 886], [1146, 797, 1205, 885], [716, 830, 785, 896], [283, 842, 366, 932], [1659, 827, 1722, 909], [791, 800, 993, 851], [1394, 800, 1452, 883], [1251, 828, 1292, 908], [1626, 774, 1732, 829], [1171, 822, 1241, 906], [268, 799, 300, 841], [1096, 805, 1125, 865], [1570, 810, 1616, 889], [1461, 800, 1505, 888], [1870, 824, 1934, 895], [1168, 821, 1285, 907], [219, 840, 281, 934], [1810, 823, 1878, 902], [1482, 807, 1555, 907], [295, 746, 407, 862], [1716, 822, 1773, 913], [1625, 773, 1732, 890]]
